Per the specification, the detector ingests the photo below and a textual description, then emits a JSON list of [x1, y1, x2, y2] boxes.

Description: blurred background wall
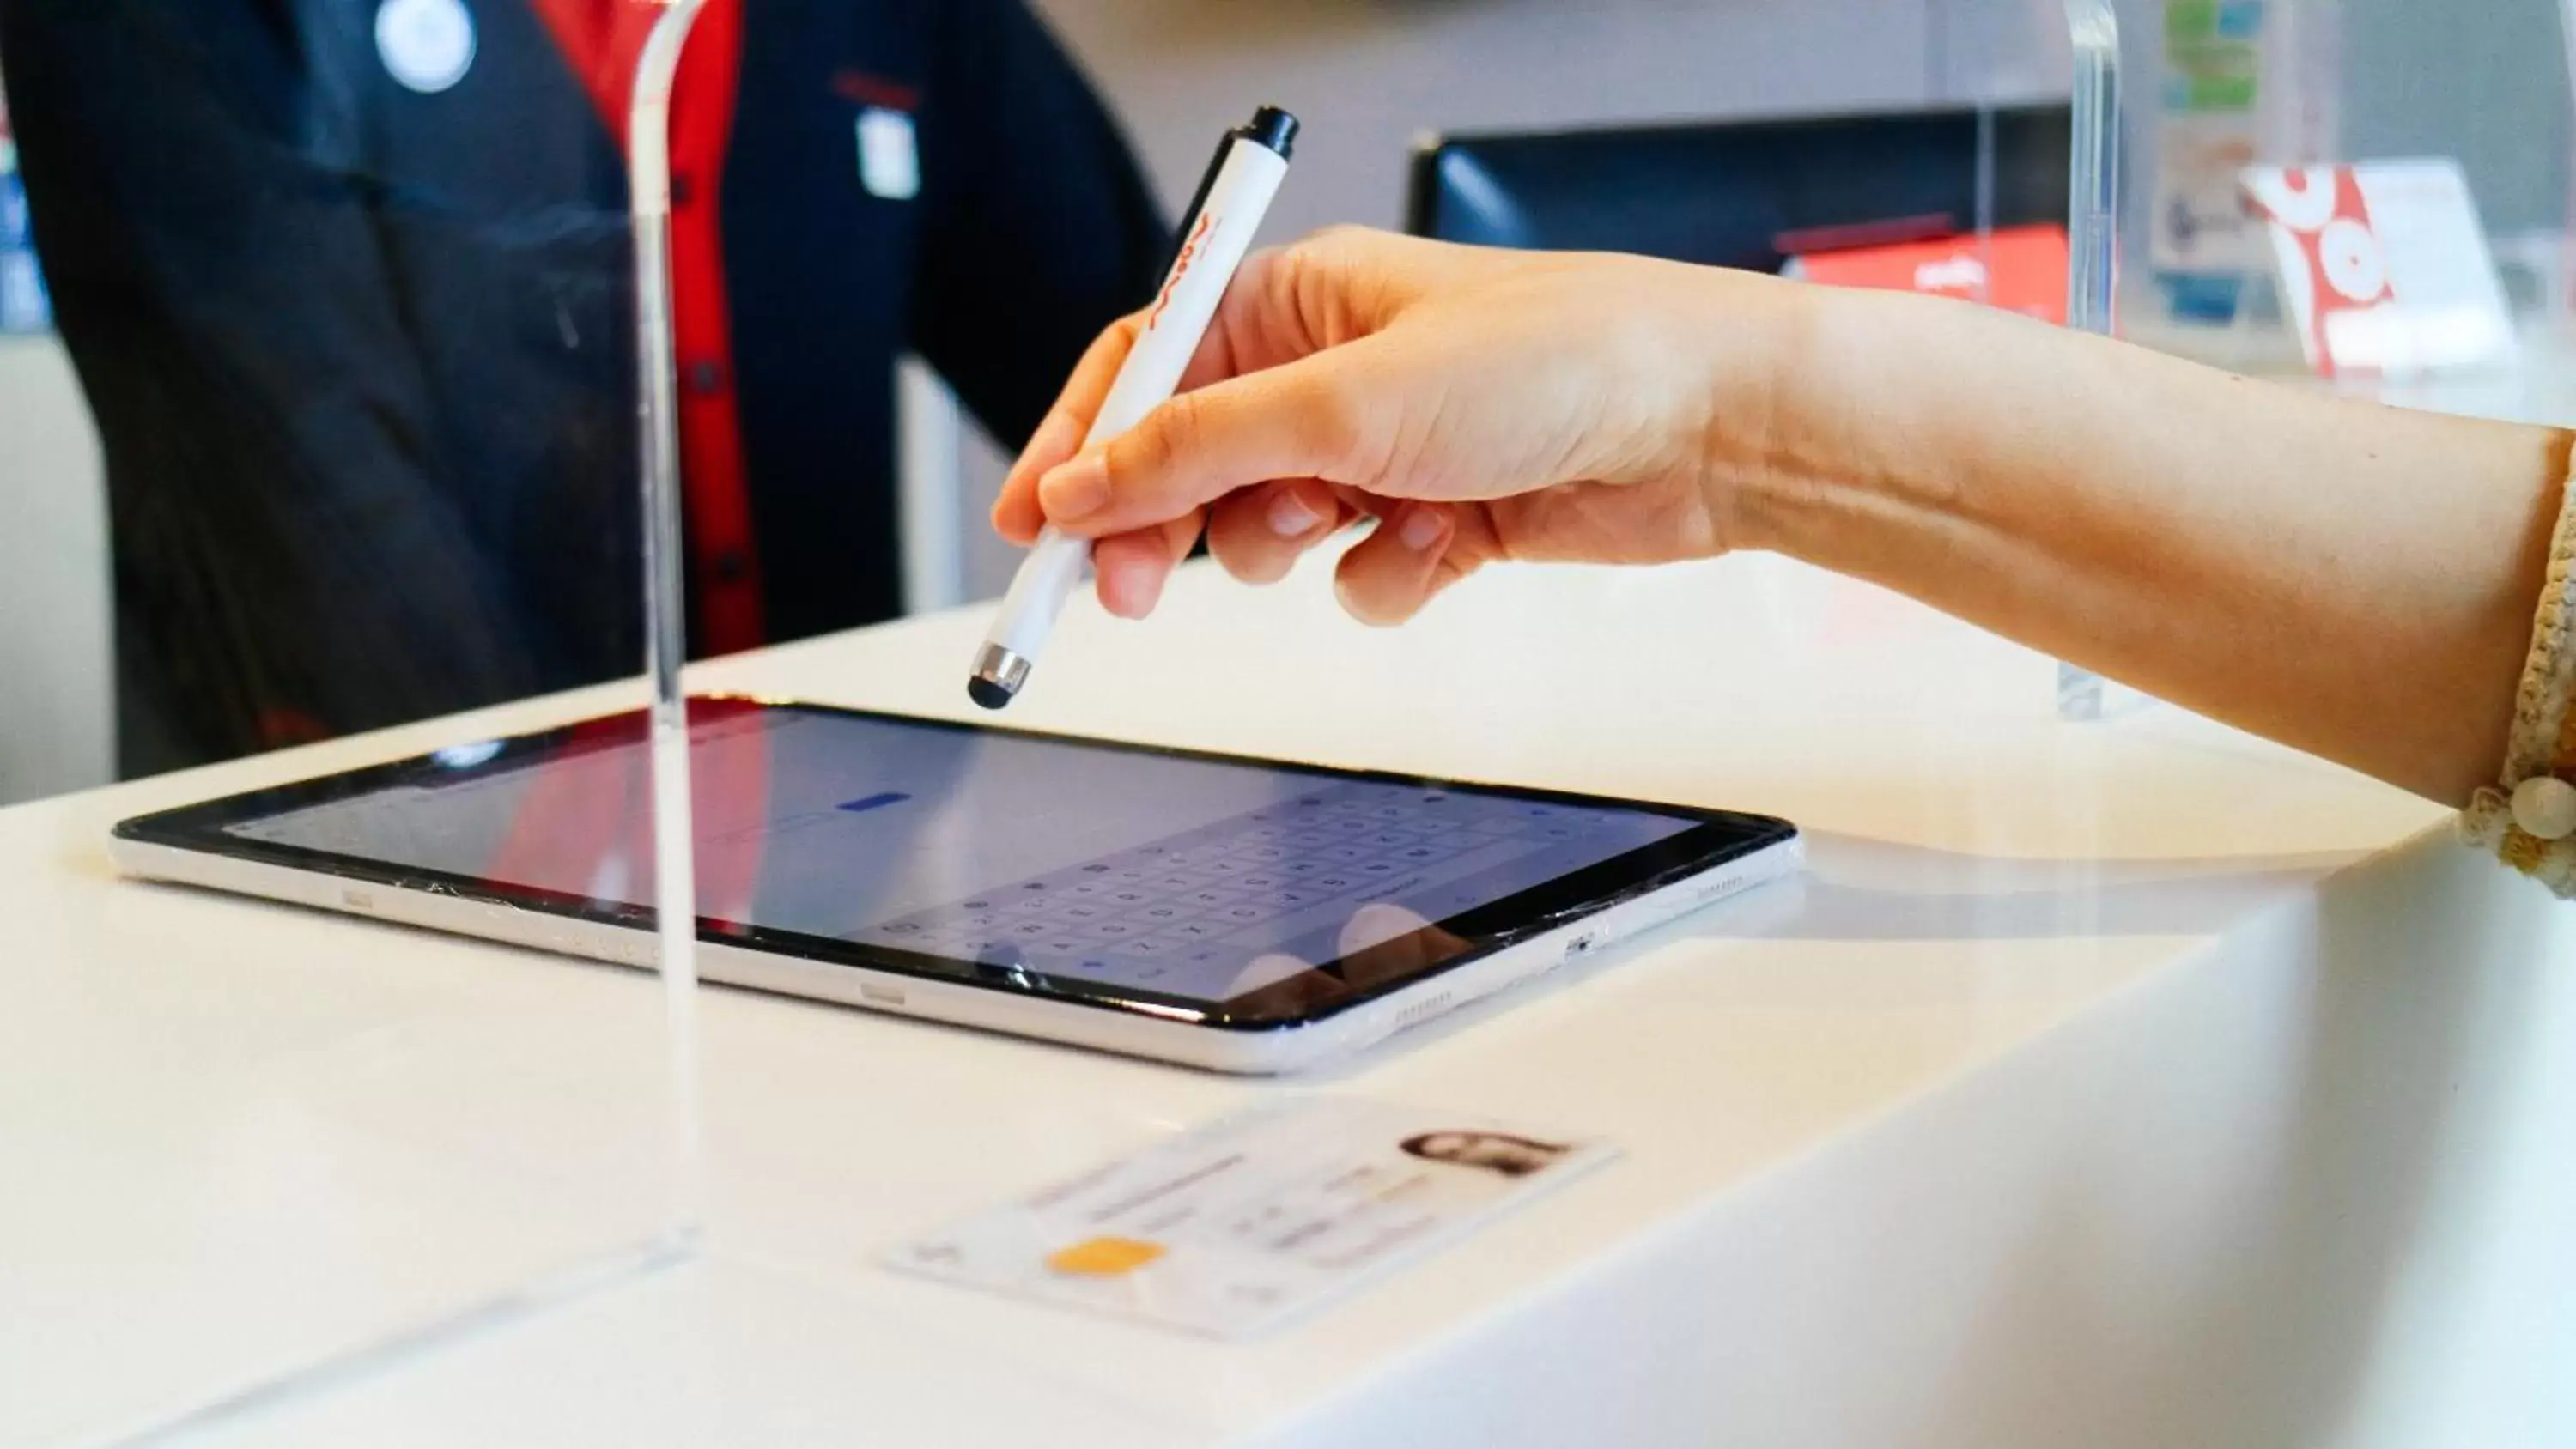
[[1039, 0, 1945, 242], [0, 335, 108, 805]]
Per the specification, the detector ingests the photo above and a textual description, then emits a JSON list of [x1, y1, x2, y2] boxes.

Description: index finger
[[996, 245, 1311, 546], [992, 270, 1287, 547], [1035, 345, 1387, 540], [993, 311, 1145, 546]]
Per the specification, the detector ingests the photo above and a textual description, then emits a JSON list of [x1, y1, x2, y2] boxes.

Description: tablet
[[110, 699, 1800, 1073]]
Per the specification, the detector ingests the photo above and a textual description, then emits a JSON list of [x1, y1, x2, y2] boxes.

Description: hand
[[991, 227, 1821, 625]]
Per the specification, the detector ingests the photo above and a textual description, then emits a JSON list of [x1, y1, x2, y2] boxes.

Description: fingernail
[[1396, 506, 1449, 551], [1267, 489, 1324, 538], [1039, 452, 1110, 521]]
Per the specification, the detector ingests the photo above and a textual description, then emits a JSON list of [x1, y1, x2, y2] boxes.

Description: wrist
[[1717, 282, 1984, 566], [1694, 276, 1877, 559]]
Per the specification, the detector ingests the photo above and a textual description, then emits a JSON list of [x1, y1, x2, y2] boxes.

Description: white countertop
[[9, 551, 2573, 1448]]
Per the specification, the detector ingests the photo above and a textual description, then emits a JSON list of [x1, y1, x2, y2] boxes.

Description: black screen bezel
[[112, 699, 1796, 1033]]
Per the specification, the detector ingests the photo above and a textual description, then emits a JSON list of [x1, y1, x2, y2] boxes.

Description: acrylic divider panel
[[0, 3, 707, 1440]]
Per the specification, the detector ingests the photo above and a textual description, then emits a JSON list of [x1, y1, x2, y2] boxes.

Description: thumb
[[1034, 346, 1394, 539]]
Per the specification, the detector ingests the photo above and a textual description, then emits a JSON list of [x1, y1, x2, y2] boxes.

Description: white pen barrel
[[989, 529, 1089, 659], [1081, 141, 1290, 451], [971, 117, 1295, 705]]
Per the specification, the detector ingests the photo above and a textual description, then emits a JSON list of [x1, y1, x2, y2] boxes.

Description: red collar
[[526, 0, 743, 151], [526, 0, 769, 656]]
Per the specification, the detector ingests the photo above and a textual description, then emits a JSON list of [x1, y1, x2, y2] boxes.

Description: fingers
[[1085, 492, 1484, 626], [1334, 502, 1469, 627], [993, 313, 1145, 545], [1205, 480, 1350, 585], [994, 239, 1335, 547], [991, 408, 1084, 546], [1034, 347, 1385, 540], [1002, 229, 1516, 549], [1089, 510, 1206, 620]]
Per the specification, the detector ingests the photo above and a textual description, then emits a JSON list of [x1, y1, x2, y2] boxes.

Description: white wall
[[0, 335, 109, 805], [1041, 0, 1941, 241], [2337, 0, 2572, 234]]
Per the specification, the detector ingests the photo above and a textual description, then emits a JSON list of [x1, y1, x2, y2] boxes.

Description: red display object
[[1788, 223, 2071, 325]]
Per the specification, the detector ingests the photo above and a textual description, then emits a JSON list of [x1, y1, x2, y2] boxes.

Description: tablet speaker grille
[[1392, 991, 1455, 1032]]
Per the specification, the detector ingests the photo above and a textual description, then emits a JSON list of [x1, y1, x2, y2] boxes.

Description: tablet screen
[[133, 701, 1783, 1024]]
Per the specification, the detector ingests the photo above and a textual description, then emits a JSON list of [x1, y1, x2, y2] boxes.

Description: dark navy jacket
[[0, 0, 1166, 775]]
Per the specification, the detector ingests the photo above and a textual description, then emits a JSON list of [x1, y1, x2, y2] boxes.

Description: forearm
[[1742, 285, 2569, 803]]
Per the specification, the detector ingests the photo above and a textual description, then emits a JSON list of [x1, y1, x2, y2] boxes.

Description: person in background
[[994, 227, 2576, 896], [0, 0, 1167, 776]]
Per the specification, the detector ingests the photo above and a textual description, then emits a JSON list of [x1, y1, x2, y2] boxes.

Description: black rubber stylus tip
[[967, 676, 1014, 712]]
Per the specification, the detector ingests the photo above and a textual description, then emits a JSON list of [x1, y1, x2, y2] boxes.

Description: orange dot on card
[[1046, 1237, 1167, 1277]]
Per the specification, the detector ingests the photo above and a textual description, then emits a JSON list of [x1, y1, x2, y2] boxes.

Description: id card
[[885, 1097, 1618, 1338]]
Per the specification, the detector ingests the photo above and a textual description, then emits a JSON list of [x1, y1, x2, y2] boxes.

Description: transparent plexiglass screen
[[0, 3, 705, 1440], [2101, 0, 2576, 397]]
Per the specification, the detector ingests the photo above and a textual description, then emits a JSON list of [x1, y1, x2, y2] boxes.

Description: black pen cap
[[1236, 106, 1299, 161]]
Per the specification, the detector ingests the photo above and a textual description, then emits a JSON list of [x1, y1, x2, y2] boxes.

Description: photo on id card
[[884, 1096, 1619, 1339]]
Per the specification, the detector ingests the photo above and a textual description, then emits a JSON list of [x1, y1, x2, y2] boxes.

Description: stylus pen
[[968, 106, 1300, 710]]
